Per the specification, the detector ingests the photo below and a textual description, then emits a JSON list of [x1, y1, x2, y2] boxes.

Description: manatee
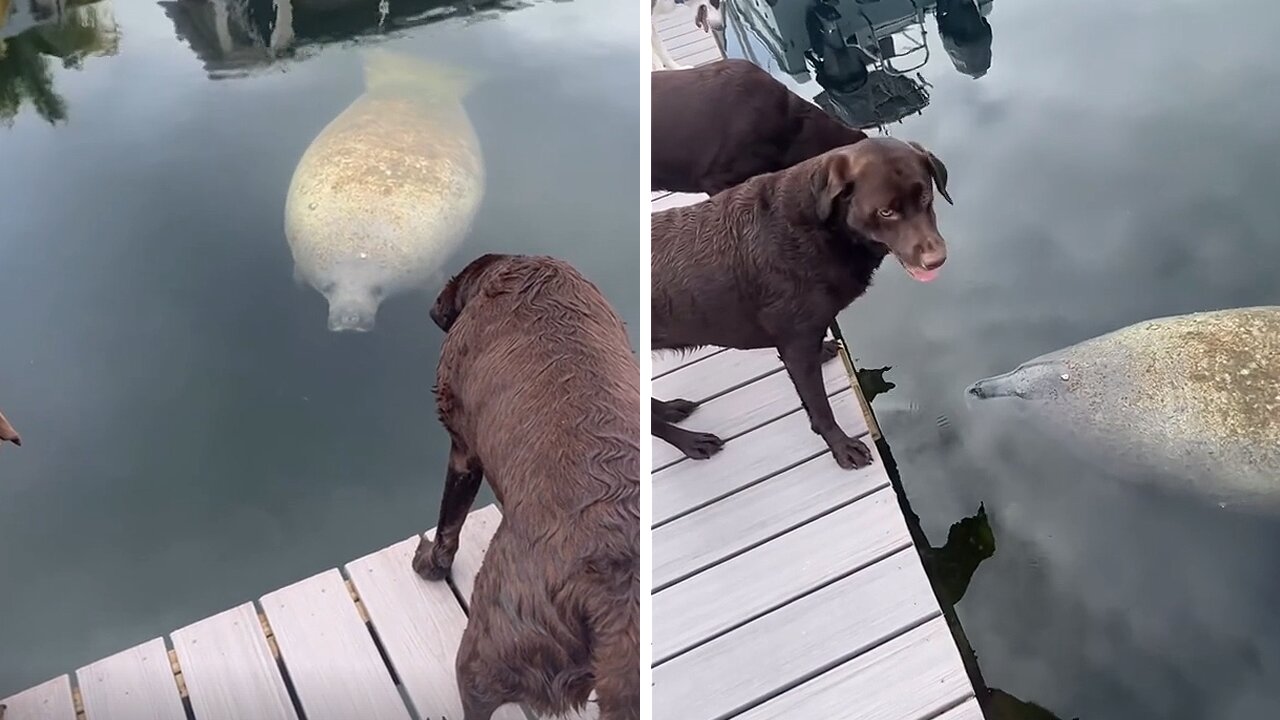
[[0, 408, 19, 450], [285, 49, 484, 332], [966, 307, 1280, 510]]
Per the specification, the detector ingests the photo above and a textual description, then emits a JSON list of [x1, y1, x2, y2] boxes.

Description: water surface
[[724, 0, 1280, 717], [0, 0, 638, 694]]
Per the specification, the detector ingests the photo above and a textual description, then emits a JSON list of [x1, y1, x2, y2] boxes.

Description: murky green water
[[0, 0, 637, 694], [726, 0, 1280, 717]]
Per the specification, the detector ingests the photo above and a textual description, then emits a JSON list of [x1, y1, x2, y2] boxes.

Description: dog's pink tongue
[[907, 266, 940, 283]]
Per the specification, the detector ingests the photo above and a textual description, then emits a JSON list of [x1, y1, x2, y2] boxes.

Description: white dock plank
[[650, 192, 707, 212], [0, 676, 76, 720], [652, 389, 868, 525], [938, 698, 986, 720], [680, 46, 724, 67], [345, 536, 472, 720], [653, 482, 910, 662], [653, 549, 938, 719], [652, 348, 783, 406], [737, 618, 975, 720], [652, 346, 722, 379], [653, 357, 850, 470], [171, 602, 299, 720], [75, 637, 186, 720], [654, 444, 890, 589], [260, 569, 410, 720], [451, 503, 503, 607]]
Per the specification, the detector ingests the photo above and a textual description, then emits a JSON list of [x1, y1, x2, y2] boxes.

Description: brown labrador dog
[[0, 408, 19, 451], [652, 58, 868, 195], [413, 254, 640, 720], [652, 137, 952, 467]]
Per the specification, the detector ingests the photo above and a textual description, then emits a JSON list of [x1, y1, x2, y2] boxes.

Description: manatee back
[[284, 89, 484, 291], [1049, 307, 1280, 503]]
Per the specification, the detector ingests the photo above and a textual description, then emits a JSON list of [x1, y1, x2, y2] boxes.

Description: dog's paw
[[820, 340, 841, 363], [678, 431, 725, 460], [829, 435, 874, 470], [656, 398, 700, 422], [411, 537, 452, 582]]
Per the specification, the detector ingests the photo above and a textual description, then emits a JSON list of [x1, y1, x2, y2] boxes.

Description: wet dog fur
[[413, 253, 640, 720]]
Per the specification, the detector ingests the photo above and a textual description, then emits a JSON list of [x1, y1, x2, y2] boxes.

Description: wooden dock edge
[[832, 320, 993, 717]]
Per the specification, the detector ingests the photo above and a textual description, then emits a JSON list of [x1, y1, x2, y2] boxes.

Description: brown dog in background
[[413, 254, 640, 720], [652, 137, 952, 467], [0, 409, 19, 451], [652, 59, 868, 195]]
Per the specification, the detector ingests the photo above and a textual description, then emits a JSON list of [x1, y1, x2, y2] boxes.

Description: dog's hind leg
[[455, 618, 514, 720], [778, 336, 873, 470], [590, 610, 639, 720], [413, 438, 484, 581], [653, 398, 699, 423]]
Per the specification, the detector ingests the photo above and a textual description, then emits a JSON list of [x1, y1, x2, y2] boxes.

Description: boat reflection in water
[[159, 0, 533, 80], [721, 0, 994, 130]]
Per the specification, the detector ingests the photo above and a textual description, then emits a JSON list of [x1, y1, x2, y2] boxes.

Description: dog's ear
[[908, 141, 952, 205], [430, 253, 506, 332], [694, 4, 708, 30], [812, 151, 856, 223], [430, 277, 463, 332]]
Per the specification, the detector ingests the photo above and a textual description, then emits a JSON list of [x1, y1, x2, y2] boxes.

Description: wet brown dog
[[0, 409, 19, 451], [652, 59, 868, 195], [652, 137, 952, 467], [413, 254, 640, 720]]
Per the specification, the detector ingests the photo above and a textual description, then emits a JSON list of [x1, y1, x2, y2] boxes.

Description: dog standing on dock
[[651, 138, 952, 468], [0, 408, 20, 452], [413, 254, 640, 720], [652, 59, 869, 195], [652, 0, 723, 70]]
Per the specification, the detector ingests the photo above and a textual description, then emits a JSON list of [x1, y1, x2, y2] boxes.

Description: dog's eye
[[877, 208, 896, 219]]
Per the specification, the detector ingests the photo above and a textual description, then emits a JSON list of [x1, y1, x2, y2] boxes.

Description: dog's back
[[438, 256, 639, 717], [652, 59, 867, 194]]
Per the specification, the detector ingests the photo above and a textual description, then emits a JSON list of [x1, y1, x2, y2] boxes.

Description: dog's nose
[[919, 247, 947, 271]]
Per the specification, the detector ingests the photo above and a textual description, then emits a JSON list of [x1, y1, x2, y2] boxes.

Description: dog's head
[[811, 137, 952, 282], [694, 0, 724, 32], [430, 253, 512, 332]]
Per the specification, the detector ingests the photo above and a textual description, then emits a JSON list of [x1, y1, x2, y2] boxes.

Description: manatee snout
[[965, 378, 997, 399], [965, 359, 1071, 402], [326, 296, 379, 333]]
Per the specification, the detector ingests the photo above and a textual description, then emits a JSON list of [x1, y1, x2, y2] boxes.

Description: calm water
[[0, 0, 638, 695], [726, 0, 1280, 718]]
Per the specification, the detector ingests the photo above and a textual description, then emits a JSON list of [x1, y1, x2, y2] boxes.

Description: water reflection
[[871, 365, 1072, 719], [160, 0, 530, 79], [0, 0, 118, 124], [723, 0, 993, 129]]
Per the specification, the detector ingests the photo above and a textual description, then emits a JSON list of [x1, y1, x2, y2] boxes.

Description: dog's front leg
[[778, 337, 873, 470], [651, 397, 724, 459], [413, 439, 484, 581]]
